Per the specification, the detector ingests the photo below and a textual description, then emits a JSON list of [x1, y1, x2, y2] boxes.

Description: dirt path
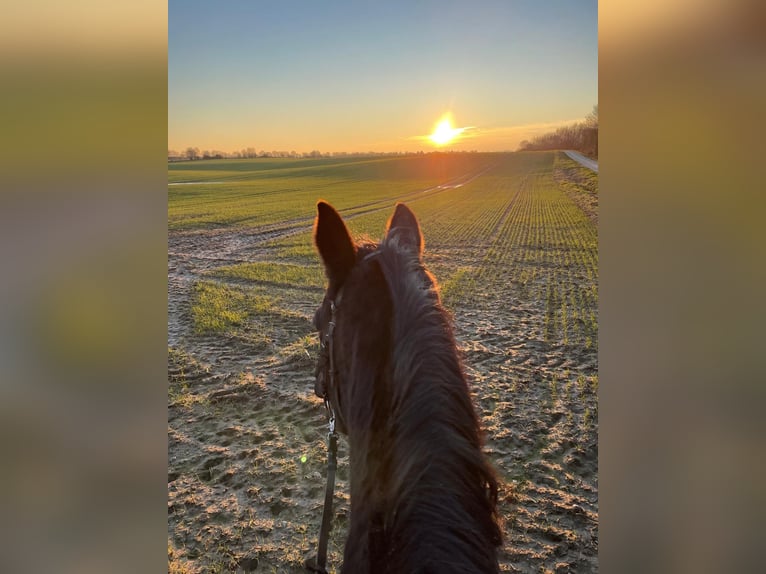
[[563, 150, 598, 173], [168, 158, 598, 573]]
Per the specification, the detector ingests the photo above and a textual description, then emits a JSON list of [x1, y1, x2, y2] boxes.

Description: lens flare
[[429, 113, 465, 146]]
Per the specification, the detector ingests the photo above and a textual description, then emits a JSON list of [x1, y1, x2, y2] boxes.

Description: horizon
[[169, 1, 597, 153], [168, 147, 541, 159]]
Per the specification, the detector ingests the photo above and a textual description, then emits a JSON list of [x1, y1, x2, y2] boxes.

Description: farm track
[[168, 152, 598, 573], [563, 150, 598, 173]]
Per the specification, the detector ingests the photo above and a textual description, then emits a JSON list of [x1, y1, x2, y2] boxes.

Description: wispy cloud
[[405, 118, 583, 151], [407, 125, 478, 143]]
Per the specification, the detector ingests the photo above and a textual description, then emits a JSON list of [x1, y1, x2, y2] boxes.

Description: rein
[[306, 300, 339, 574]]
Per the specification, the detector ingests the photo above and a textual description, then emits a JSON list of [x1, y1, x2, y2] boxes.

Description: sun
[[429, 114, 464, 146]]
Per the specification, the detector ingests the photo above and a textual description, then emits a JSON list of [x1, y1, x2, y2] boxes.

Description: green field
[[169, 153, 497, 231], [168, 150, 599, 573], [170, 151, 597, 345]]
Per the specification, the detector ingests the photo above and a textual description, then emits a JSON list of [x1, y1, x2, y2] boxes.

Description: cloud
[[406, 125, 478, 143], [405, 118, 582, 151]]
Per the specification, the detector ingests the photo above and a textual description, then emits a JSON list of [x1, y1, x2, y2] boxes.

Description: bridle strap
[[323, 299, 338, 434], [308, 299, 339, 574], [326, 300, 337, 414], [314, 424, 337, 572]]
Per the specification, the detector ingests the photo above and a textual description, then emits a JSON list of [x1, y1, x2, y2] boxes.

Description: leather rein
[[306, 299, 340, 574], [307, 252, 380, 572]]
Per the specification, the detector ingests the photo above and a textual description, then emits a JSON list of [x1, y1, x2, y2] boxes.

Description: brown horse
[[313, 201, 501, 573]]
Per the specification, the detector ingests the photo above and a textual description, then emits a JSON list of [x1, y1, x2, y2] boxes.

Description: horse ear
[[314, 201, 356, 284], [385, 202, 423, 256]]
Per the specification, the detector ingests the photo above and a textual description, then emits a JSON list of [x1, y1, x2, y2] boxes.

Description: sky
[[168, 0, 597, 154]]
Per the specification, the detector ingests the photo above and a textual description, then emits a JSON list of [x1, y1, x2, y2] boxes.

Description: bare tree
[[185, 147, 200, 161], [585, 104, 598, 129], [517, 104, 598, 158]]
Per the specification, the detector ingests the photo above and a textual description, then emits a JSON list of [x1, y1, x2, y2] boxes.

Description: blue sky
[[169, 0, 597, 152]]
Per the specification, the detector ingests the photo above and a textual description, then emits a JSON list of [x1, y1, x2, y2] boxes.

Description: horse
[[311, 201, 502, 573]]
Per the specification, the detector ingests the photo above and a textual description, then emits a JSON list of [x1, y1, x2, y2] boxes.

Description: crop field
[[168, 151, 598, 573]]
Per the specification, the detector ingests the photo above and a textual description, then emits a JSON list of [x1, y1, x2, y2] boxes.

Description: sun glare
[[429, 114, 464, 146]]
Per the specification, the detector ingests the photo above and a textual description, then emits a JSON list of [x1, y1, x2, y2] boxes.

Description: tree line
[[168, 148, 299, 161], [518, 105, 598, 158], [167, 148, 475, 161]]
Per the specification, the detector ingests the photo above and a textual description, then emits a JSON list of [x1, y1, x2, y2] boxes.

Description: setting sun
[[429, 114, 465, 146]]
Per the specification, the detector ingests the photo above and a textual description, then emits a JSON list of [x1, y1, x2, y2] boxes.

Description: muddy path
[[168, 159, 598, 573]]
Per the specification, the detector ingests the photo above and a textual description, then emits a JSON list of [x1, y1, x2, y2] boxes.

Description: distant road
[[564, 150, 598, 173]]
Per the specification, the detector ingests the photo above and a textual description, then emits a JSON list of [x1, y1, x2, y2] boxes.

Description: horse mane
[[340, 235, 502, 572]]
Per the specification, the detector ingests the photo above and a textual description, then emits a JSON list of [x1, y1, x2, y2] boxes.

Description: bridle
[[319, 299, 338, 433], [306, 297, 340, 574], [306, 251, 383, 572]]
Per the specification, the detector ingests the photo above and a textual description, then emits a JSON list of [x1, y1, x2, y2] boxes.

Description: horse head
[[312, 200, 426, 436]]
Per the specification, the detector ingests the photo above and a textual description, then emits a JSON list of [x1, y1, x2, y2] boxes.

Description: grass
[[168, 346, 211, 409], [179, 150, 598, 364], [440, 267, 478, 309], [553, 151, 599, 225], [190, 279, 312, 343], [280, 334, 319, 366], [168, 153, 499, 231], [191, 281, 251, 333], [172, 152, 597, 351], [212, 261, 325, 289], [553, 152, 598, 195]]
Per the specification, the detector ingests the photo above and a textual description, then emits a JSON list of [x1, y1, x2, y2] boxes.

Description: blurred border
[[601, 1, 765, 572], [2, 1, 764, 572], [0, 2, 168, 573]]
